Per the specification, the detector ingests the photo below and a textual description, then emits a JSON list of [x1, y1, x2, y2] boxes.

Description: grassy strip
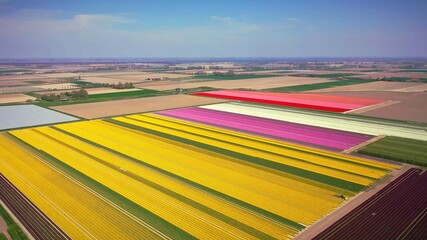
[[57, 123, 306, 231], [7, 133, 196, 240], [0, 233, 6, 240], [88, 89, 160, 99], [109, 118, 365, 192], [35, 89, 171, 107], [266, 79, 373, 92], [0, 204, 28, 240], [358, 136, 427, 167], [192, 74, 276, 81], [400, 69, 427, 72]]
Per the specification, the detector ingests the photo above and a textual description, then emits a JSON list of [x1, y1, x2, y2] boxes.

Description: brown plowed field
[[318, 91, 427, 123], [310, 81, 427, 93], [0, 93, 36, 104], [136, 76, 334, 90], [51, 94, 229, 119]]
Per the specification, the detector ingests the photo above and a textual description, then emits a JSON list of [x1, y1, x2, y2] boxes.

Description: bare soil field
[[309, 81, 427, 93], [81, 72, 190, 84], [51, 94, 230, 119], [0, 86, 42, 94], [319, 91, 427, 123], [111, 73, 189, 80], [84, 87, 142, 95], [0, 93, 36, 104], [36, 83, 79, 90], [136, 76, 335, 91], [0, 80, 28, 87]]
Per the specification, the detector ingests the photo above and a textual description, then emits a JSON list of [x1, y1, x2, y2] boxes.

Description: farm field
[[309, 81, 427, 93], [201, 102, 427, 141], [195, 90, 386, 112], [36, 83, 79, 90], [81, 73, 189, 84], [358, 136, 427, 167], [191, 74, 277, 81], [314, 168, 427, 240], [266, 79, 372, 92], [0, 134, 177, 240], [51, 95, 229, 119], [321, 91, 427, 123], [84, 87, 142, 95], [0, 93, 36, 104], [137, 76, 334, 91], [158, 107, 373, 151], [0, 114, 396, 239], [0, 105, 78, 131]]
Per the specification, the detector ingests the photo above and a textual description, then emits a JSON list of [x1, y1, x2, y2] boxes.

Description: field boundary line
[[0, 200, 35, 240], [341, 135, 386, 154], [343, 100, 399, 114]]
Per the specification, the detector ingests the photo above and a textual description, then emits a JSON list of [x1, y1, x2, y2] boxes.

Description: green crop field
[[0, 69, 32, 74], [266, 79, 373, 92], [358, 136, 427, 167], [400, 69, 427, 73], [192, 74, 276, 81]]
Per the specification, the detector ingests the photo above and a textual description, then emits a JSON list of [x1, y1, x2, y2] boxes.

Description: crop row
[[2, 111, 396, 239], [0, 133, 170, 240], [314, 168, 427, 239], [202, 102, 427, 141], [158, 107, 373, 150], [194, 90, 385, 112]]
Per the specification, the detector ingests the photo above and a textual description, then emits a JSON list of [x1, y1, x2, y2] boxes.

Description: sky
[[0, 0, 426, 58]]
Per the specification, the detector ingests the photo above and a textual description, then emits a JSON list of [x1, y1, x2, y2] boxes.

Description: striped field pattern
[[0, 109, 397, 239]]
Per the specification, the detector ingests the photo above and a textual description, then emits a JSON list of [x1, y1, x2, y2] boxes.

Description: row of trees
[[112, 82, 134, 89], [40, 89, 88, 101]]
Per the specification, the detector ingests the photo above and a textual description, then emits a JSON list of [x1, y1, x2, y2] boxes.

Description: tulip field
[[0, 105, 397, 239], [194, 90, 386, 112], [158, 107, 373, 151]]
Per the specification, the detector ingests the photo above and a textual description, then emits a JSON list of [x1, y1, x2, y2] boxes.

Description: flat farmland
[[310, 81, 427, 93], [314, 168, 427, 240], [0, 93, 36, 104], [0, 114, 395, 239], [51, 94, 230, 119], [84, 87, 141, 95], [0, 105, 78, 130], [202, 102, 427, 141], [81, 72, 190, 84], [158, 107, 373, 151], [357, 71, 427, 79], [36, 83, 79, 90], [322, 91, 427, 123], [358, 136, 427, 167], [195, 90, 386, 113], [138, 76, 335, 90]]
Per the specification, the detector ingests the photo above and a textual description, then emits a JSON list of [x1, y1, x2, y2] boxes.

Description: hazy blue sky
[[0, 0, 426, 58]]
